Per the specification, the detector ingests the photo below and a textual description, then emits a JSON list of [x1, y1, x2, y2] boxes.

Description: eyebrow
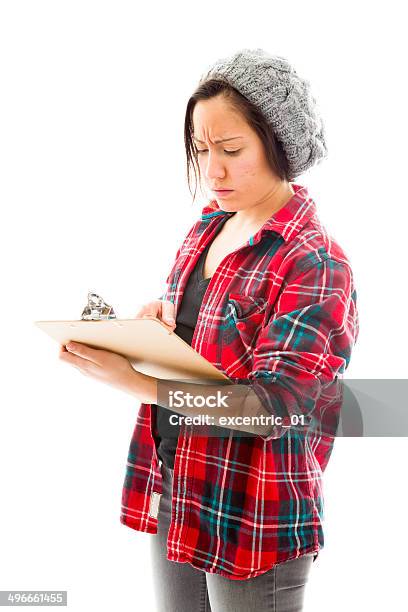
[[192, 136, 243, 144]]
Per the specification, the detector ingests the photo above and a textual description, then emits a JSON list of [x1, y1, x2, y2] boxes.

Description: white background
[[1, 1, 407, 610]]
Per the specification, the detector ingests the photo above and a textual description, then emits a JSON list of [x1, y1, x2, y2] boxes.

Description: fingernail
[[166, 318, 175, 324]]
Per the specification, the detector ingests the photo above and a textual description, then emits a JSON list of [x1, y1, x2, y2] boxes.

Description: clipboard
[[34, 317, 230, 383]]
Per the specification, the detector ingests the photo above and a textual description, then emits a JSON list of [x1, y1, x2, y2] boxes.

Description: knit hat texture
[[199, 48, 328, 181]]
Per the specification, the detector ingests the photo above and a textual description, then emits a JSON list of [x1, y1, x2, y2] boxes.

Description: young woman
[[60, 49, 359, 611]]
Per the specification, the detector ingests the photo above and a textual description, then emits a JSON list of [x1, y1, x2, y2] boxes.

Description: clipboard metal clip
[[81, 291, 117, 321]]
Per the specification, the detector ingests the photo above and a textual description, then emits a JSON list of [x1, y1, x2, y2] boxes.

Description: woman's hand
[[135, 299, 176, 330], [58, 342, 157, 402], [58, 298, 176, 401]]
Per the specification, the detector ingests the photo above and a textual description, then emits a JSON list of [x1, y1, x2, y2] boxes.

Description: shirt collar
[[200, 182, 317, 244]]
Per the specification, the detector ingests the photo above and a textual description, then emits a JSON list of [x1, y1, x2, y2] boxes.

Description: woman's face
[[192, 94, 290, 213]]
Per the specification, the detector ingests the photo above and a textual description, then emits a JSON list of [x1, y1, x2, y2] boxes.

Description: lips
[[213, 189, 234, 198]]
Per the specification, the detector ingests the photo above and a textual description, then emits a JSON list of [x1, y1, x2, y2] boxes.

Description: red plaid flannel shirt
[[120, 182, 359, 579]]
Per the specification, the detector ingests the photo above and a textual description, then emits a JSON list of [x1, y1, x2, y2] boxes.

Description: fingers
[[135, 300, 176, 329], [134, 300, 161, 319], [59, 349, 87, 370], [160, 301, 176, 326], [60, 342, 101, 364]]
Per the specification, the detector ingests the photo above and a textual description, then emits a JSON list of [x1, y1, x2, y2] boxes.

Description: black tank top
[[153, 214, 230, 469]]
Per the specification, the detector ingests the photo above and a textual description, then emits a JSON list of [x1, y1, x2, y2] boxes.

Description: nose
[[204, 151, 226, 182]]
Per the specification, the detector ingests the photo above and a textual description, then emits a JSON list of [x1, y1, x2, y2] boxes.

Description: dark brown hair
[[184, 78, 291, 203]]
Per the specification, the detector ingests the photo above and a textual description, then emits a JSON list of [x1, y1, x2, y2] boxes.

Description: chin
[[213, 198, 239, 211], [218, 204, 237, 214], [220, 202, 244, 213]]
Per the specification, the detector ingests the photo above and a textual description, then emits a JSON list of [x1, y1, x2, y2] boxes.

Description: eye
[[196, 149, 241, 156]]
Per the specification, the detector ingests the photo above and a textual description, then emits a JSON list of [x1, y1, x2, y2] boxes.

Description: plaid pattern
[[120, 182, 359, 579]]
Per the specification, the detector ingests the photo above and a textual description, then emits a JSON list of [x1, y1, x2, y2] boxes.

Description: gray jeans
[[150, 462, 315, 612]]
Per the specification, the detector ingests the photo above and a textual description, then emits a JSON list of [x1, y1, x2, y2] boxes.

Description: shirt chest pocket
[[223, 293, 268, 353]]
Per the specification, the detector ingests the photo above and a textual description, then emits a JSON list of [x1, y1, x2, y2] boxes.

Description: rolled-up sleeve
[[230, 256, 360, 441]]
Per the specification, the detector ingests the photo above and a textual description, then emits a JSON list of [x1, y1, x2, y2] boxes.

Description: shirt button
[[236, 321, 246, 331]]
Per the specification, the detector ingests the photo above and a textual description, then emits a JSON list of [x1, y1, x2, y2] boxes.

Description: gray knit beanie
[[198, 48, 328, 181]]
